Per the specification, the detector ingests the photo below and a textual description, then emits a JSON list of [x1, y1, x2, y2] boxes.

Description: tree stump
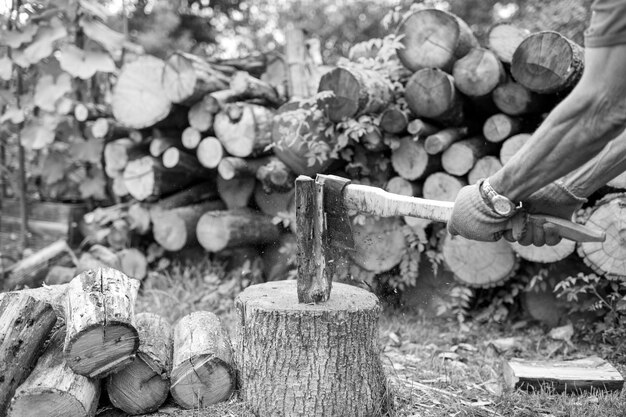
[[405, 68, 464, 125], [235, 280, 386, 417]]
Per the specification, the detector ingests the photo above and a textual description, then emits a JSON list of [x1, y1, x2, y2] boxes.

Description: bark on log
[[234, 280, 386, 417], [397, 8, 478, 72], [424, 126, 468, 155], [151, 200, 225, 252], [422, 172, 467, 202], [107, 313, 172, 415], [500, 133, 531, 165], [7, 329, 100, 417], [487, 23, 530, 64], [188, 96, 216, 132], [170, 311, 235, 408], [196, 209, 281, 252], [214, 103, 274, 157], [483, 113, 523, 143], [230, 71, 284, 107], [162, 52, 230, 105], [467, 156, 503, 185], [151, 182, 219, 211], [492, 78, 548, 116], [112, 56, 172, 129], [253, 184, 295, 217], [117, 248, 148, 281], [216, 175, 256, 209], [510, 239, 576, 263], [452, 47, 505, 97], [441, 234, 518, 287], [196, 136, 224, 169], [317, 66, 393, 123], [379, 106, 410, 134], [406, 118, 439, 137], [64, 267, 140, 378], [405, 68, 464, 125], [349, 216, 407, 273], [391, 137, 439, 181], [385, 176, 422, 197], [181, 127, 202, 150], [0, 293, 58, 415], [511, 31, 584, 94], [442, 136, 495, 176]]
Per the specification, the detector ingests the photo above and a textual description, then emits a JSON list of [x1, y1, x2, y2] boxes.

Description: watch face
[[493, 196, 513, 216]]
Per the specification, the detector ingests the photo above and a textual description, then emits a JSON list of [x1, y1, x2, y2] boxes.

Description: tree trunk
[[441, 234, 518, 288], [511, 31, 584, 94], [64, 267, 140, 378], [509, 239, 576, 263], [107, 313, 172, 415], [0, 293, 57, 415], [181, 127, 202, 149], [422, 172, 467, 201], [234, 280, 386, 417], [170, 311, 235, 408], [151, 200, 225, 252], [214, 103, 274, 157], [500, 133, 531, 165], [391, 137, 439, 181], [492, 77, 548, 116], [406, 118, 439, 137], [162, 52, 230, 105], [397, 8, 478, 72], [196, 209, 281, 252], [349, 215, 407, 273], [230, 70, 284, 107], [7, 329, 100, 417], [424, 126, 469, 155], [487, 23, 531, 64], [483, 113, 523, 143], [452, 47, 505, 98], [216, 175, 256, 209], [151, 182, 218, 211], [385, 176, 421, 197], [405, 68, 464, 125], [379, 106, 410, 134], [467, 156, 503, 185], [117, 248, 149, 281], [442, 136, 495, 176], [254, 184, 295, 217], [196, 136, 224, 169]]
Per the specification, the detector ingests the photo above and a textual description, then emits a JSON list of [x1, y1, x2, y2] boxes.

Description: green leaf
[[80, 16, 126, 60], [41, 150, 67, 184], [58, 44, 116, 79], [70, 137, 103, 163], [34, 73, 73, 112], [1, 24, 38, 48], [14, 17, 68, 67], [79, 169, 107, 200], [0, 56, 12, 81]]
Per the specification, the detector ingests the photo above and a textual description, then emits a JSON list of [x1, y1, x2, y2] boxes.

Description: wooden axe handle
[[342, 183, 605, 243]]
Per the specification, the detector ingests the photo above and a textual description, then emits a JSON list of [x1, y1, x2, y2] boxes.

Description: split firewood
[[349, 216, 407, 273], [405, 68, 464, 125], [107, 313, 172, 415], [385, 176, 422, 197], [149, 135, 184, 158], [492, 77, 548, 116], [217, 175, 256, 209], [511, 31, 584, 94], [170, 311, 235, 408], [379, 105, 410, 134], [483, 113, 523, 143], [442, 137, 495, 177], [230, 70, 284, 107], [64, 267, 140, 378], [181, 126, 202, 149], [406, 118, 439, 137], [162, 52, 230, 104], [0, 292, 58, 414], [196, 208, 281, 252], [391, 137, 439, 181], [467, 156, 503, 185], [117, 248, 149, 281], [214, 102, 274, 157], [196, 136, 224, 169], [253, 183, 295, 217], [487, 23, 530, 64], [452, 47, 505, 98], [7, 328, 101, 417], [424, 126, 469, 155], [422, 172, 467, 201], [397, 8, 478, 72], [500, 133, 531, 165]]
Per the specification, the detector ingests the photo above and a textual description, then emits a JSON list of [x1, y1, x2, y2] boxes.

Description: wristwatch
[[479, 178, 520, 217]]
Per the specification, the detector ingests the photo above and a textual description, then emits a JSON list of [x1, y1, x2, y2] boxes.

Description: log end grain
[[182, 127, 202, 149], [197, 137, 224, 169], [8, 391, 96, 417], [467, 156, 503, 186], [422, 172, 466, 202], [510, 239, 576, 263], [487, 23, 530, 64], [405, 68, 458, 120], [170, 356, 235, 408], [500, 133, 531, 165], [349, 216, 407, 273], [452, 47, 504, 97], [317, 67, 364, 122]]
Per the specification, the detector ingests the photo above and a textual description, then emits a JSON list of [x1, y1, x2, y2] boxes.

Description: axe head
[[316, 174, 355, 251]]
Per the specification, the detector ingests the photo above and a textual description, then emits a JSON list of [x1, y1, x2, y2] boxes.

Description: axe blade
[[316, 174, 356, 251]]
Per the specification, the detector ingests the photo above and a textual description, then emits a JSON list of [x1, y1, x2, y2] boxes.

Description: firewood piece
[[181, 127, 202, 150], [608, 171, 626, 189], [452, 47, 505, 97], [442, 137, 494, 176], [254, 183, 295, 217], [117, 248, 149, 281], [511, 31, 584, 94], [104, 138, 138, 171], [422, 172, 467, 202], [256, 158, 296, 193], [7, 329, 100, 417], [161, 148, 205, 174], [234, 280, 386, 416], [385, 176, 421, 197], [483, 113, 523, 143], [188, 96, 216, 132], [196, 208, 281, 252], [424, 126, 469, 155], [196, 136, 224, 169], [170, 311, 235, 408], [500, 133, 531, 165], [487, 23, 530, 64], [380, 106, 410, 134], [577, 194, 626, 278], [492, 78, 547, 116], [112, 56, 172, 129], [406, 119, 439, 137], [162, 52, 229, 104], [397, 8, 478, 72], [317, 66, 393, 122], [214, 103, 274, 157], [217, 156, 270, 180], [441, 234, 518, 287], [405, 68, 464, 125], [149, 135, 183, 158], [112, 177, 129, 198], [216, 176, 256, 209], [64, 267, 140, 378], [467, 156, 503, 185], [151, 200, 225, 252], [0, 293, 58, 414], [127, 203, 151, 234], [391, 137, 438, 181], [510, 239, 576, 263], [349, 216, 407, 273], [44, 265, 76, 286], [503, 356, 624, 393], [230, 70, 283, 107], [107, 313, 172, 415]]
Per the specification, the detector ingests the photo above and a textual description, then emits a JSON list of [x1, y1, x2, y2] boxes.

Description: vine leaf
[[79, 170, 107, 200], [21, 113, 60, 149], [34, 73, 72, 112], [0, 106, 25, 124], [13, 17, 68, 67], [80, 16, 126, 60], [41, 150, 67, 184], [1, 24, 38, 48], [70, 137, 104, 163], [58, 45, 115, 79]]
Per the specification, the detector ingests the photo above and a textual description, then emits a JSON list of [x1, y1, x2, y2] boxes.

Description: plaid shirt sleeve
[[584, 0, 626, 47]]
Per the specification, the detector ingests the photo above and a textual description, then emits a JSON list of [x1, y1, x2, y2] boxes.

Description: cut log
[[214, 103, 274, 157], [379, 106, 410, 134], [510, 239, 576, 263], [500, 133, 531, 165], [112, 56, 172, 129], [452, 47, 505, 97], [511, 31, 584, 94], [196, 208, 281, 253], [503, 356, 624, 393], [349, 216, 407, 273], [253, 184, 295, 217], [483, 113, 523, 143], [422, 172, 467, 201], [467, 156, 503, 185], [149, 135, 183, 158], [391, 137, 439, 181], [487, 23, 530, 64], [162, 52, 229, 104], [104, 138, 138, 171], [230, 70, 283, 107], [170, 311, 235, 408], [577, 194, 626, 278], [441, 234, 518, 287], [0, 292, 58, 414], [442, 136, 495, 176], [424, 126, 468, 155], [256, 157, 296, 193], [151, 200, 225, 252], [162, 147, 206, 174], [262, 233, 297, 282], [405, 68, 464, 125], [492, 78, 548, 116], [196, 136, 224, 169], [64, 267, 140, 378], [217, 156, 271, 180], [385, 176, 421, 197], [216, 175, 256, 209], [44, 265, 76, 285], [127, 203, 151, 234], [406, 118, 439, 137], [317, 66, 393, 123], [188, 96, 216, 132], [608, 171, 626, 189], [107, 313, 172, 415], [181, 127, 202, 150], [7, 328, 100, 417], [117, 248, 149, 281], [396, 8, 478, 72], [234, 280, 386, 416]]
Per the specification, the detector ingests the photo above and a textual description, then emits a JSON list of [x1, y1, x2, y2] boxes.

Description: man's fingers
[[544, 223, 563, 246], [532, 221, 546, 246], [503, 230, 516, 242]]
